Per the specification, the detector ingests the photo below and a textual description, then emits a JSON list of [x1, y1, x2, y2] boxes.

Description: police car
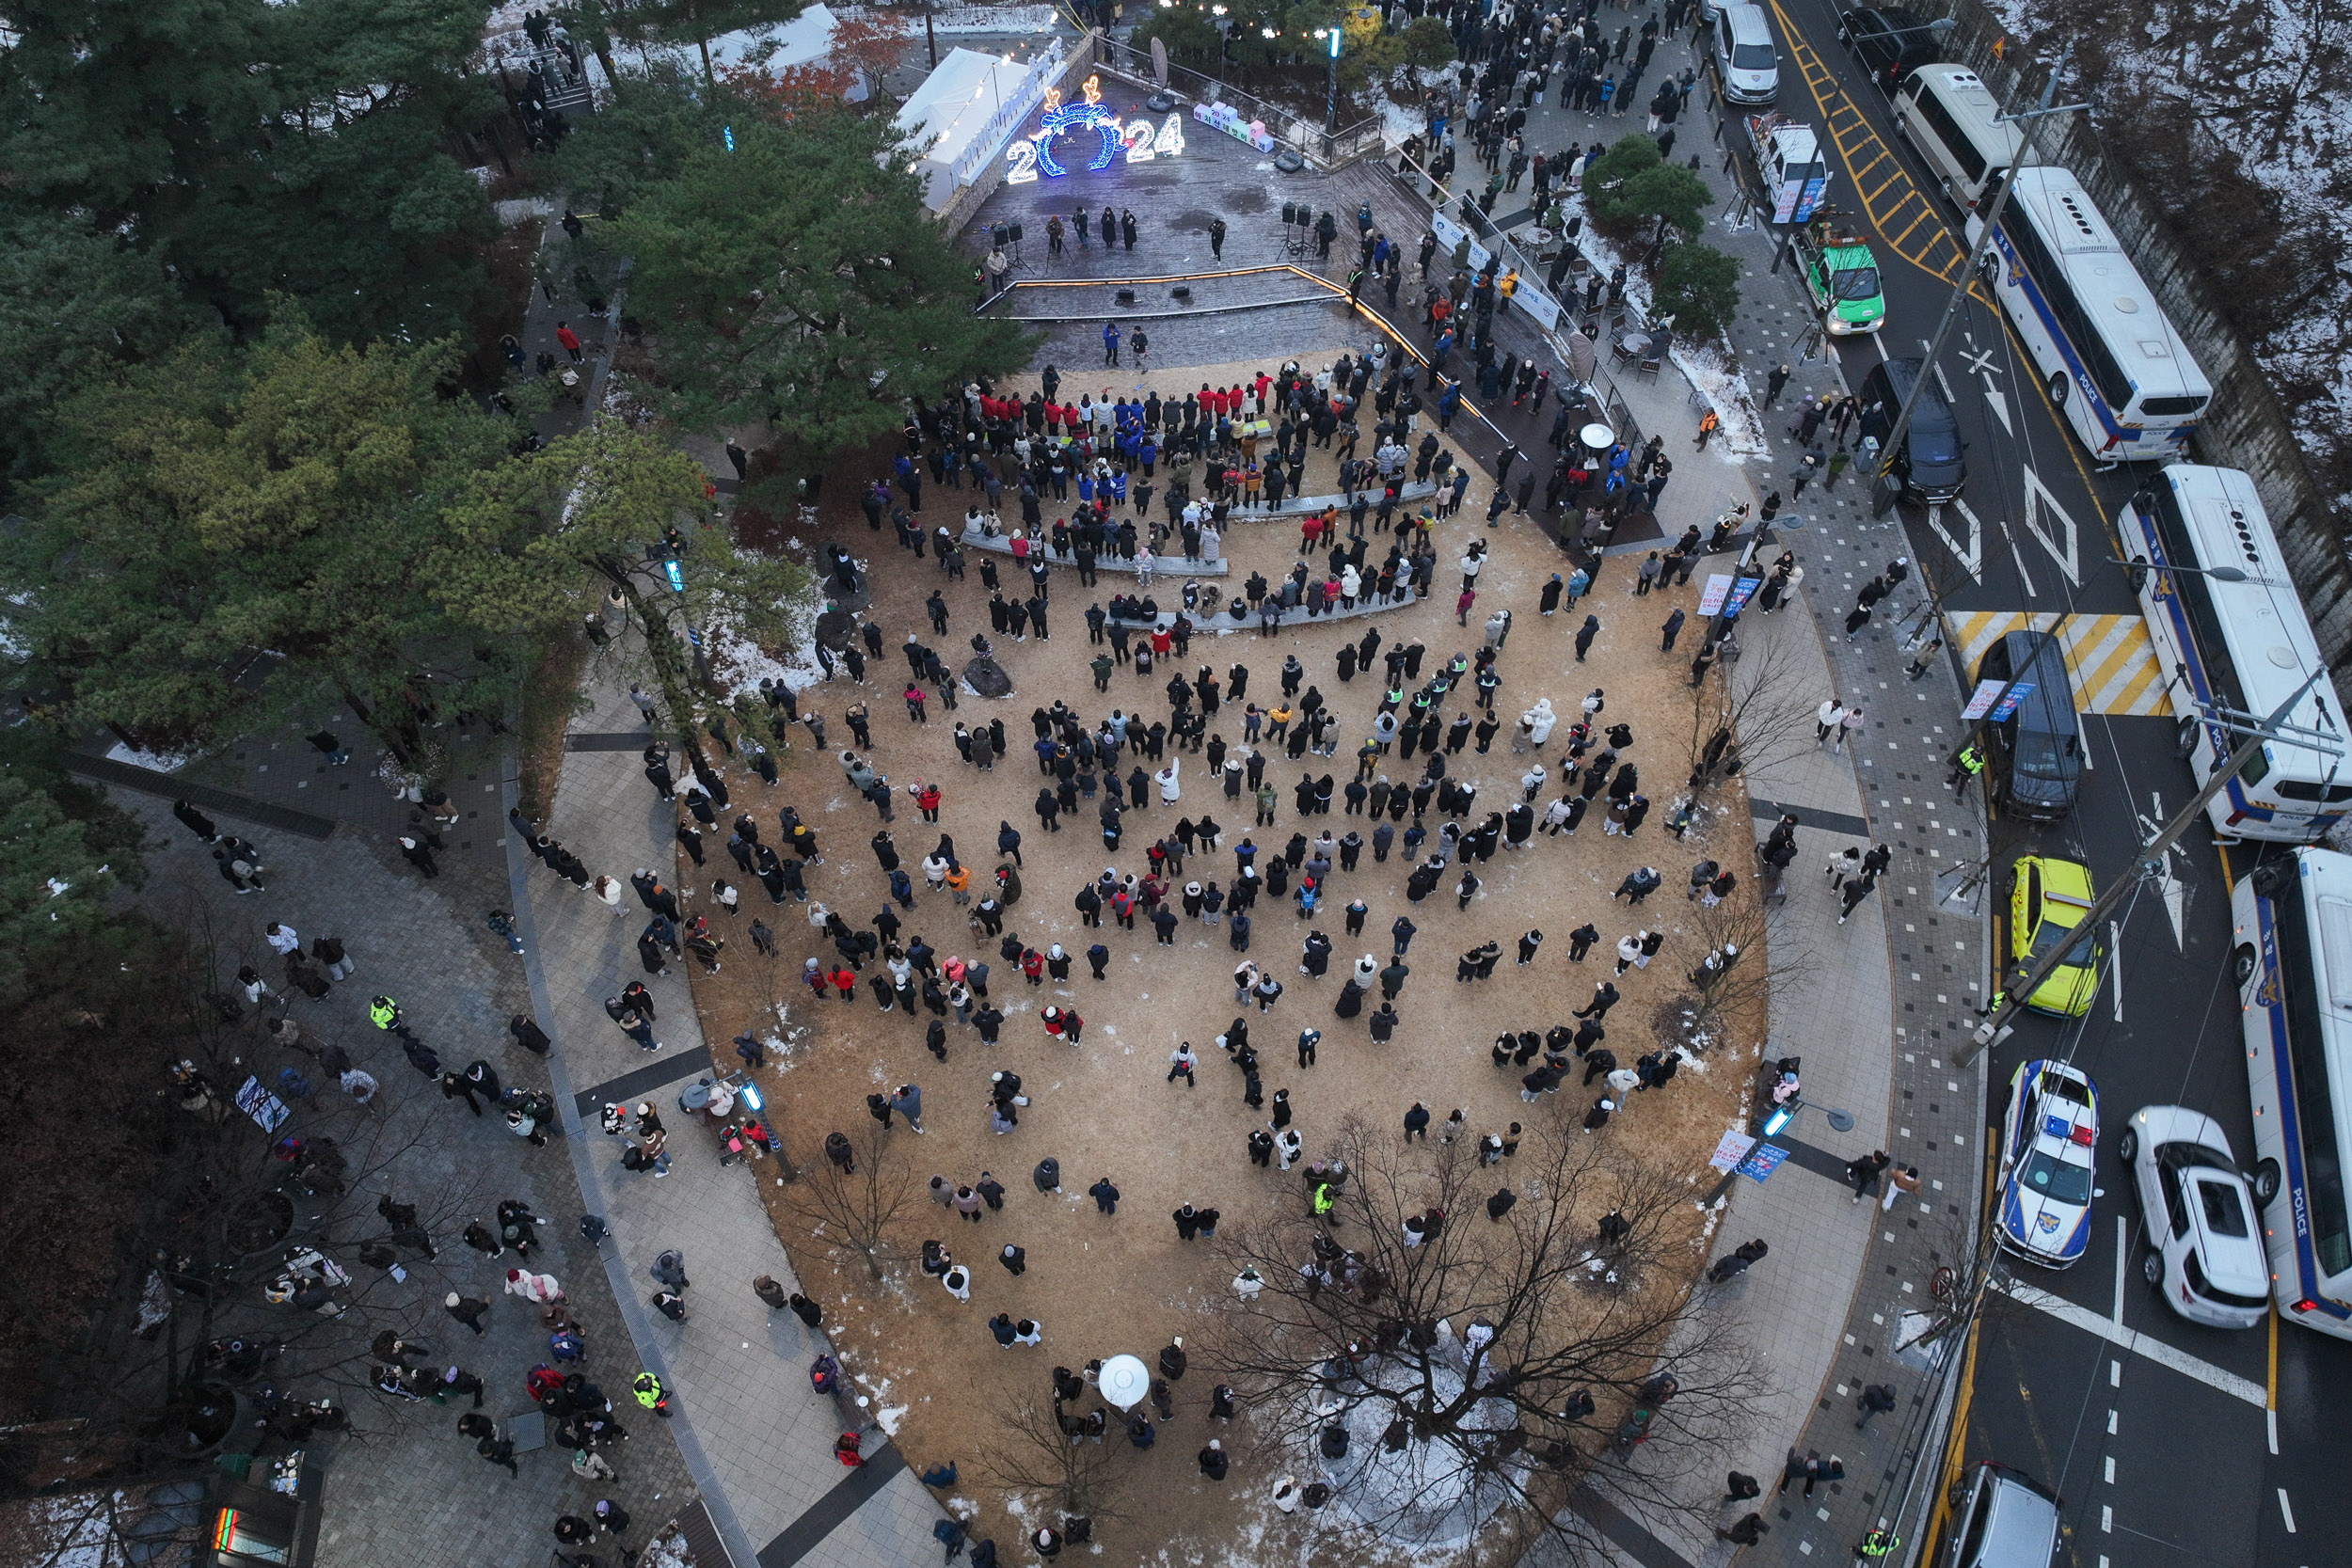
[[1995, 1059, 2098, 1267]]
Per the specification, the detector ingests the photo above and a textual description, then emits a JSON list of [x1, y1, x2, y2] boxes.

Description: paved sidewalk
[[1511, 320, 1901, 1568], [509, 637, 948, 1568], [86, 747, 699, 1566]]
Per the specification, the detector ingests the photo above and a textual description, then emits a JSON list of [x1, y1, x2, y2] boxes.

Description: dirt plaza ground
[[677, 324, 1763, 1562]]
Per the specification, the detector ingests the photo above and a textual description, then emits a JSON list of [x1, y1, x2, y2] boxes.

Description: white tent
[[894, 47, 1038, 211]]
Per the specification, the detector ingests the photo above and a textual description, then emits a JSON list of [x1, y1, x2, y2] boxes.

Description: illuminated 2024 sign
[[1006, 74, 1185, 182]]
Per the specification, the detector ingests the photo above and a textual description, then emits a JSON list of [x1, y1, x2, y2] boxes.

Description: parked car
[[1974, 630, 2080, 821], [2117, 1105, 2270, 1329], [1995, 1060, 2098, 1267], [1858, 356, 1966, 503], [2008, 856, 2100, 1016], [1710, 4, 1781, 107], [1944, 1463, 2061, 1568], [1837, 7, 1945, 92]]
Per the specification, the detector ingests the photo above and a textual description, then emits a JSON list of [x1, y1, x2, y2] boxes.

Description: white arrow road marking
[[2110, 921, 2123, 1022], [1983, 387, 2012, 435], [2146, 792, 2188, 950], [2021, 465, 2083, 585], [1924, 500, 1985, 583]]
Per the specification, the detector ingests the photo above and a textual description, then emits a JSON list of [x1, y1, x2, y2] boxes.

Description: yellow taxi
[[2009, 855, 2101, 1016]]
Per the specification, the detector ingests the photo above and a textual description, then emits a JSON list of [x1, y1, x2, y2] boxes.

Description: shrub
[[1651, 244, 1742, 341], [1584, 135, 1711, 240]]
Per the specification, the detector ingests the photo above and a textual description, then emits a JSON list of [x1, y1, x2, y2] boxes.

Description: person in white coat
[[1157, 758, 1182, 803]]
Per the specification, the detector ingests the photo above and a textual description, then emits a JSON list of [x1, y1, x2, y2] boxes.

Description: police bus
[[2232, 848, 2352, 1339], [2120, 464, 2350, 842], [1968, 166, 2211, 458]]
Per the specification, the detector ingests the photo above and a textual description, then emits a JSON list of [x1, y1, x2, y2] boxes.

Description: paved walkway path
[[86, 716, 702, 1565], [1536, 21, 1994, 1567], [508, 638, 948, 1568]]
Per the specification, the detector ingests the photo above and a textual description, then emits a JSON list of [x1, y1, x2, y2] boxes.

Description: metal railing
[[1089, 36, 1387, 167]]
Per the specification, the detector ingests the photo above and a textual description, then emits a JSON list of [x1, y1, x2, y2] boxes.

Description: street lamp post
[[1324, 24, 1341, 136]]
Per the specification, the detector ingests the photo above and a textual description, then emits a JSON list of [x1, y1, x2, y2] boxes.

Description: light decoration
[[1005, 74, 1185, 182]]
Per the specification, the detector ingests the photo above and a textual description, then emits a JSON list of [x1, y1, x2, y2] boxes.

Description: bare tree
[[1200, 1117, 1766, 1559], [1684, 626, 1816, 795], [1652, 893, 1809, 1059], [981, 1396, 1135, 1533], [781, 1121, 917, 1283]]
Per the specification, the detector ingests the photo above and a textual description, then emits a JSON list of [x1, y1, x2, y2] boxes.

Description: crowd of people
[[625, 344, 1748, 1519]]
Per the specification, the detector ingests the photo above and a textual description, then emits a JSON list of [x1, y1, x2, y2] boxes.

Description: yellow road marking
[[1769, 0, 1968, 282], [1944, 612, 2169, 716]]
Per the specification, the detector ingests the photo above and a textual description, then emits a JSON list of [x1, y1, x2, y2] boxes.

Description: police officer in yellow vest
[[1948, 742, 1984, 798], [632, 1370, 671, 1417], [369, 994, 413, 1040]]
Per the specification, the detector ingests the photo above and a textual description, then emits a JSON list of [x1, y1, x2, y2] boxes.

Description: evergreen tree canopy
[[0, 0, 502, 380], [574, 91, 1029, 480], [0, 314, 521, 756], [435, 419, 811, 715]]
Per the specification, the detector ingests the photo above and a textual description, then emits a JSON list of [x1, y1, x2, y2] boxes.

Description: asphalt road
[[1756, 4, 2352, 1563]]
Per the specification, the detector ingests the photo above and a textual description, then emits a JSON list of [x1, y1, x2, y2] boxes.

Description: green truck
[[1793, 215, 1885, 336]]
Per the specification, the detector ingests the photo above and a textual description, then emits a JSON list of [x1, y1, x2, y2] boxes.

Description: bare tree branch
[[1195, 1117, 1769, 1559], [781, 1122, 918, 1284]]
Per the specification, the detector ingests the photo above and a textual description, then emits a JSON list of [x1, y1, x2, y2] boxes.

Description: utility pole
[[1869, 48, 2089, 519], [1953, 669, 2335, 1066]]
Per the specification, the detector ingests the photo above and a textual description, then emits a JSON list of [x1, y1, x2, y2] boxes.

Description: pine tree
[[2, 314, 520, 760]]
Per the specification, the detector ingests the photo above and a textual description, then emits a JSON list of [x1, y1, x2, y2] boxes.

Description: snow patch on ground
[[701, 585, 829, 698], [639, 1525, 696, 1568], [106, 742, 191, 773], [840, 3, 1063, 34]]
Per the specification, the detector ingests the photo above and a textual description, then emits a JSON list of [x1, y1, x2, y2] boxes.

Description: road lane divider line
[[1997, 1280, 2267, 1406]]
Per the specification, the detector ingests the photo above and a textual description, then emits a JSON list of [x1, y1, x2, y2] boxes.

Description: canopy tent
[[894, 47, 1041, 211]]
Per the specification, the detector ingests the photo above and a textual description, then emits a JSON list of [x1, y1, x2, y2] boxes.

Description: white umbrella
[[1097, 1354, 1151, 1410]]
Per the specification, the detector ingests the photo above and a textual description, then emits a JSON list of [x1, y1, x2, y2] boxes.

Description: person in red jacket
[[915, 782, 942, 822], [1021, 947, 1046, 985], [556, 322, 582, 362]]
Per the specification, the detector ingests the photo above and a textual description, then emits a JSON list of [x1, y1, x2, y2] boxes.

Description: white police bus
[[2232, 848, 2352, 1339], [1968, 166, 2211, 458], [2120, 465, 2349, 842]]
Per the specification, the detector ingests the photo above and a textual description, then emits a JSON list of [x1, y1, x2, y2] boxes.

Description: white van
[[1894, 65, 2024, 208], [1712, 5, 1781, 106]]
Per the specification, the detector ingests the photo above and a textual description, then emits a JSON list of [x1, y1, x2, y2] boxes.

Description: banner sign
[[236, 1075, 293, 1135], [1960, 677, 2008, 721], [1738, 1142, 1791, 1183], [1708, 1129, 1759, 1173], [1987, 681, 2034, 723]]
